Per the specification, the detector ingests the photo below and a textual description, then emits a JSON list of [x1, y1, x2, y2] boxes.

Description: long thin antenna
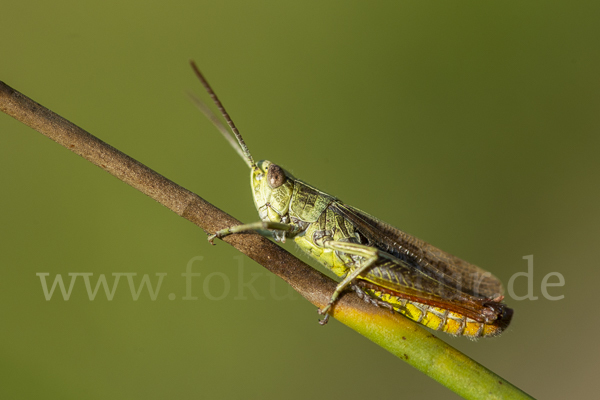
[[190, 60, 256, 169], [188, 91, 252, 167]]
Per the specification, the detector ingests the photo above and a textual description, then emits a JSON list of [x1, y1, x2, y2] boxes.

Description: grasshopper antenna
[[190, 60, 256, 169], [187, 91, 250, 166]]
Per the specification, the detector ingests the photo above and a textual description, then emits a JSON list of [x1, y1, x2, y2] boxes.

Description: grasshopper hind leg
[[352, 283, 396, 313]]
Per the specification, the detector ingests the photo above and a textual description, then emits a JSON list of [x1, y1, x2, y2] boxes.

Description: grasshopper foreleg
[[208, 221, 296, 244]]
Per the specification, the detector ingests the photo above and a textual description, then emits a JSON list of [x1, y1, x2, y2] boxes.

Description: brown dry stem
[[0, 80, 532, 400]]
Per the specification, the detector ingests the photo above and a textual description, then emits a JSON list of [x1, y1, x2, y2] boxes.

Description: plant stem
[[0, 80, 533, 400]]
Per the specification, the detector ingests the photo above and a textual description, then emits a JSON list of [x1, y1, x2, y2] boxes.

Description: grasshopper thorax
[[252, 160, 295, 227]]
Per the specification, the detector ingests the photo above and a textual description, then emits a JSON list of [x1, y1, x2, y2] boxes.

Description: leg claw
[[207, 232, 222, 245], [207, 234, 217, 245], [317, 305, 332, 325]]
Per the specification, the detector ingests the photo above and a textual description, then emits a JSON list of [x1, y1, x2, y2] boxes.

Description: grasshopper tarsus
[[317, 303, 333, 325], [207, 226, 235, 245], [318, 313, 330, 326], [207, 232, 221, 245]]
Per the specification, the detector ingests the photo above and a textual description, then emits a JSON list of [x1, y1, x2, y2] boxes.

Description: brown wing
[[330, 202, 504, 300]]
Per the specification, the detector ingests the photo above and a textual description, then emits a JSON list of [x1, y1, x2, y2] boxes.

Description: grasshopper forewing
[[190, 61, 513, 338]]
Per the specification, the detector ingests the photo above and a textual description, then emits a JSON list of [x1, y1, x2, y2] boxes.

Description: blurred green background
[[1, 1, 598, 399]]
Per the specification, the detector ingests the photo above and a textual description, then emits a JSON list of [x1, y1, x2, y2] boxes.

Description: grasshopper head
[[188, 64, 294, 234], [251, 160, 295, 225]]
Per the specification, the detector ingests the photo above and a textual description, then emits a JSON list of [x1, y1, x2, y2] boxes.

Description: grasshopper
[[191, 62, 513, 338]]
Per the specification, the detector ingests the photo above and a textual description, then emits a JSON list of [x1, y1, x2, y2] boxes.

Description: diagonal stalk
[[0, 80, 533, 400]]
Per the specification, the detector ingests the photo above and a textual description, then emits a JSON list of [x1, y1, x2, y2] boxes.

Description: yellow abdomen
[[363, 287, 503, 338]]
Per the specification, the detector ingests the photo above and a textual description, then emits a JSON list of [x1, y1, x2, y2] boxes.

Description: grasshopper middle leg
[[317, 240, 391, 324]]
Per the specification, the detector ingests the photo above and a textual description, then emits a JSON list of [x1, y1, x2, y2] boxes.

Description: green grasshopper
[[191, 62, 513, 338]]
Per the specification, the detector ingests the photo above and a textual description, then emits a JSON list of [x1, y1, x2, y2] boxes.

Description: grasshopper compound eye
[[267, 164, 286, 188]]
